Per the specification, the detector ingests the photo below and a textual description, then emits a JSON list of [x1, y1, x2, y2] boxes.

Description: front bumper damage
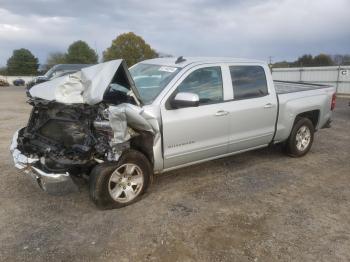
[[10, 130, 78, 195]]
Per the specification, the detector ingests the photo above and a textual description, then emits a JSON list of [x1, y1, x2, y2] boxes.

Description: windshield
[[129, 63, 180, 104], [43, 66, 57, 79]]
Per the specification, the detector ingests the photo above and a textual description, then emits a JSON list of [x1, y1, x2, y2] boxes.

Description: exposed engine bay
[[16, 96, 157, 178], [18, 99, 103, 174]]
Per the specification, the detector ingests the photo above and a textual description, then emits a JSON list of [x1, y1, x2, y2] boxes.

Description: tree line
[[2, 31, 350, 75], [2, 32, 158, 75], [272, 54, 350, 68]]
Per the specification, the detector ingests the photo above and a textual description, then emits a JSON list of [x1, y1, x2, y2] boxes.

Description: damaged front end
[[10, 60, 159, 195], [11, 129, 78, 195]]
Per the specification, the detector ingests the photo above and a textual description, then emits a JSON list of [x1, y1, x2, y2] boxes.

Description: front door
[[161, 65, 231, 169]]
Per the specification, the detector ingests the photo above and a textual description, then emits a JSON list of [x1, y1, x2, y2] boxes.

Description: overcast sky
[[0, 0, 349, 66]]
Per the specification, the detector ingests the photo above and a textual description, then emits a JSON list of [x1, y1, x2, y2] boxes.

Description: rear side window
[[229, 66, 268, 100]]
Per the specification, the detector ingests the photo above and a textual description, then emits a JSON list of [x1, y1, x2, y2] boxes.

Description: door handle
[[215, 110, 229, 116], [264, 103, 273, 108]]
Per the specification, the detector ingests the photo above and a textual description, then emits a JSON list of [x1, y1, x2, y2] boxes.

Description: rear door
[[160, 64, 232, 169], [223, 64, 278, 152]]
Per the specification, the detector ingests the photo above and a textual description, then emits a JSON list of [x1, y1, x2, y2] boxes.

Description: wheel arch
[[295, 110, 320, 129], [129, 131, 154, 166]]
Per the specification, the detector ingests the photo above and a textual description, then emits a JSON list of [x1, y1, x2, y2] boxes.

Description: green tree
[[332, 54, 344, 65], [0, 67, 7, 75], [313, 54, 333, 66], [343, 55, 350, 65], [272, 61, 291, 68], [103, 32, 158, 66], [6, 48, 39, 75], [46, 52, 66, 68], [65, 40, 98, 64], [294, 54, 314, 67], [333, 54, 350, 65]]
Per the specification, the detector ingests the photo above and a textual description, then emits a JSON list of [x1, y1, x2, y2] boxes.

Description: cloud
[[0, 0, 349, 66]]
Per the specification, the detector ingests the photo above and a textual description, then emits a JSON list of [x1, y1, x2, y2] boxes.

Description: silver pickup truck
[[10, 57, 336, 209]]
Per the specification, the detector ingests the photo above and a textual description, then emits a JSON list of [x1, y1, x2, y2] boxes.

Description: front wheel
[[285, 118, 314, 157], [89, 150, 152, 209]]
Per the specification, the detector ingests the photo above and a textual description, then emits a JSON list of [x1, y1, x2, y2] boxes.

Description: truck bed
[[274, 80, 331, 94], [273, 80, 335, 143]]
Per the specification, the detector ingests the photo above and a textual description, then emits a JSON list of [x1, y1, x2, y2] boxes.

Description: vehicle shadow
[[151, 143, 286, 192]]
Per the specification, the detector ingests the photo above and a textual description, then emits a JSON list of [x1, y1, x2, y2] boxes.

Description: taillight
[[331, 93, 336, 111]]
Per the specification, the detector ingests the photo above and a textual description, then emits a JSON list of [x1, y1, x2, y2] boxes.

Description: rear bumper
[[10, 130, 78, 195]]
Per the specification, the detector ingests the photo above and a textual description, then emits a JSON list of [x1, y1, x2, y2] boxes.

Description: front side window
[[229, 66, 268, 100], [177, 66, 223, 105]]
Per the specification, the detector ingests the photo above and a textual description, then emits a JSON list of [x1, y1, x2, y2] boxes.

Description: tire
[[285, 117, 314, 157], [89, 150, 153, 209]]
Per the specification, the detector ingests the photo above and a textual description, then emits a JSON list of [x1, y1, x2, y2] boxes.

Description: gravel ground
[[0, 87, 349, 262]]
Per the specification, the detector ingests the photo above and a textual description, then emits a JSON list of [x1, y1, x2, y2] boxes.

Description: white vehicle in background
[[11, 57, 336, 209]]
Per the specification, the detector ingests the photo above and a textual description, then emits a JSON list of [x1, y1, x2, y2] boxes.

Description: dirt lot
[[0, 87, 349, 262]]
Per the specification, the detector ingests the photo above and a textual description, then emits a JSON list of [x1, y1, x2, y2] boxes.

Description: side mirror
[[171, 92, 199, 109]]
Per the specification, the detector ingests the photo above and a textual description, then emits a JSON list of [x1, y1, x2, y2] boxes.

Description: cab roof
[[141, 57, 266, 68]]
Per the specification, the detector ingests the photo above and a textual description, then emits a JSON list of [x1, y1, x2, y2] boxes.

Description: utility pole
[[94, 41, 99, 62], [268, 56, 273, 72], [268, 56, 273, 65]]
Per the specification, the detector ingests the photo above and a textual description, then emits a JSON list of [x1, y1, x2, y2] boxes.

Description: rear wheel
[[89, 150, 152, 209], [285, 118, 314, 157]]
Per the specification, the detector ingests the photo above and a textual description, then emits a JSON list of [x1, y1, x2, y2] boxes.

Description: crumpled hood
[[29, 59, 141, 105]]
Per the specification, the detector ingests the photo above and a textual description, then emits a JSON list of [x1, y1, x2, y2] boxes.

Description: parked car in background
[[11, 57, 336, 209], [26, 64, 92, 90], [13, 79, 25, 86], [0, 79, 9, 87]]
